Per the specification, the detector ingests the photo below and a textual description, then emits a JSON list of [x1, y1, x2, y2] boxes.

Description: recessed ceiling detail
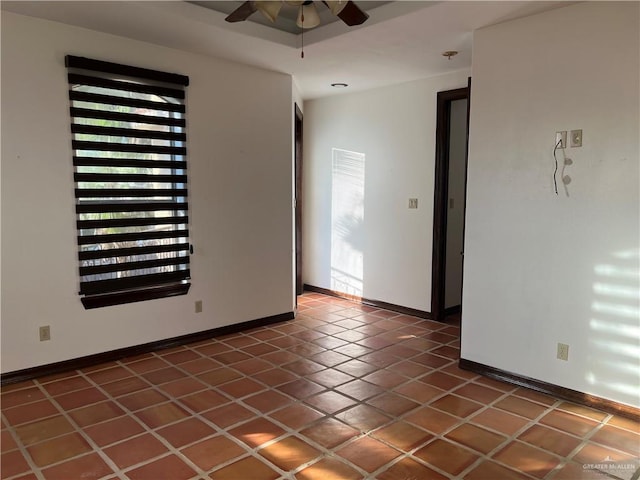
[[1, 1, 574, 100]]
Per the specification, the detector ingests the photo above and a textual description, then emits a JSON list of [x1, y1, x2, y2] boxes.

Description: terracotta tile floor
[[1, 292, 639, 479]]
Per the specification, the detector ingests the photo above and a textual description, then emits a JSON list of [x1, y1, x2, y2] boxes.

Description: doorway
[[431, 84, 470, 321], [295, 104, 303, 296]]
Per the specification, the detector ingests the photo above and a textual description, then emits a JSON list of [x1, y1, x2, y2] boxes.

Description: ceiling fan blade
[[256, 1, 283, 23], [225, 1, 258, 22], [326, 0, 369, 26]]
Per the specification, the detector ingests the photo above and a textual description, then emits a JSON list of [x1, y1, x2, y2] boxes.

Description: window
[[66, 55, 191, 309]]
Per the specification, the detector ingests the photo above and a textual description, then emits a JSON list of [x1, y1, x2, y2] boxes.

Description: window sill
[[81, 282, 190, 309]]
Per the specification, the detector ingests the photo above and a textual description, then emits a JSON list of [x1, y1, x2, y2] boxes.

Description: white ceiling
[[2, 1, 572, 99]]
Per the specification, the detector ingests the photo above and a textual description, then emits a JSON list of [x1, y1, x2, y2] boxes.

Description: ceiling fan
[[225, 1, 369, 29]]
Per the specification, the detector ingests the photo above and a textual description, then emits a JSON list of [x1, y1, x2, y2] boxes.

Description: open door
[[295, 104, 303, 296], [431, 83, 470, 321]]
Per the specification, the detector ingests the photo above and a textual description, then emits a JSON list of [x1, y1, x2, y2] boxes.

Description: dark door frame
[[294, 104, 304, 296], [431, 82, 470, 321]]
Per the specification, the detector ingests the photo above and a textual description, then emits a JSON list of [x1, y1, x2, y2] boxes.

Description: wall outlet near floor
[[557, 342, 569, 361], [195, 300, 203, 313], [555, 131, 567, 149], [39, 325, 51, 342]]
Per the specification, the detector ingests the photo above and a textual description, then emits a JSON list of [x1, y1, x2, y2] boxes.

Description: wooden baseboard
[[1, 311, 295, 386], [304, 284, 432, 319], [459, 358, 640, 420]]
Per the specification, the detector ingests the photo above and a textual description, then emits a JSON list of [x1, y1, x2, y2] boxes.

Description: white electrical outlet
[[408, 198, 418, 209], [555, 131, 567, 149], [195, 300, 203, 313], [557, 343, 569, 361], [39, 326, 51, 342]]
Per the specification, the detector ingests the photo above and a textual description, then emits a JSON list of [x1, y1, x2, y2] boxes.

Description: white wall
[[462, 2, 639, 407], [1, 12, 294, 373], [303, 70, 470, 311]]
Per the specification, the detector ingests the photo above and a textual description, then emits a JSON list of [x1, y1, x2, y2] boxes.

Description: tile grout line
[[129, 357, 307, 479], [544, 409, 607, 480], [3, 294, 638, 480], [458, 397, 564, 480], [74, 363, 218, 479], [274, 312, 464, 478], [352, 330, 583, 479], [244, 309, 472, 478], [0, 410, 48, 480], [387, 381, 530, 479], [232, 308, 455, 478], [545, 410, 636, 480], [32, 376, 125, 479], [116, 369, 303, 479], [114, 334, 322, 479]]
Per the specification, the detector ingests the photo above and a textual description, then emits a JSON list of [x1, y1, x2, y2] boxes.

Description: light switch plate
[[570, 129, 582, 147]]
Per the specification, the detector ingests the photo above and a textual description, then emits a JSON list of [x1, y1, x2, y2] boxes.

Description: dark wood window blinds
[[66, 55, 191, 309]]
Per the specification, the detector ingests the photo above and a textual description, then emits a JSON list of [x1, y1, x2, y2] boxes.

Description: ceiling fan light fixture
[[256, 1, 283, 22], [296, 3, 321, 29], [325, 0, 348, 15]]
